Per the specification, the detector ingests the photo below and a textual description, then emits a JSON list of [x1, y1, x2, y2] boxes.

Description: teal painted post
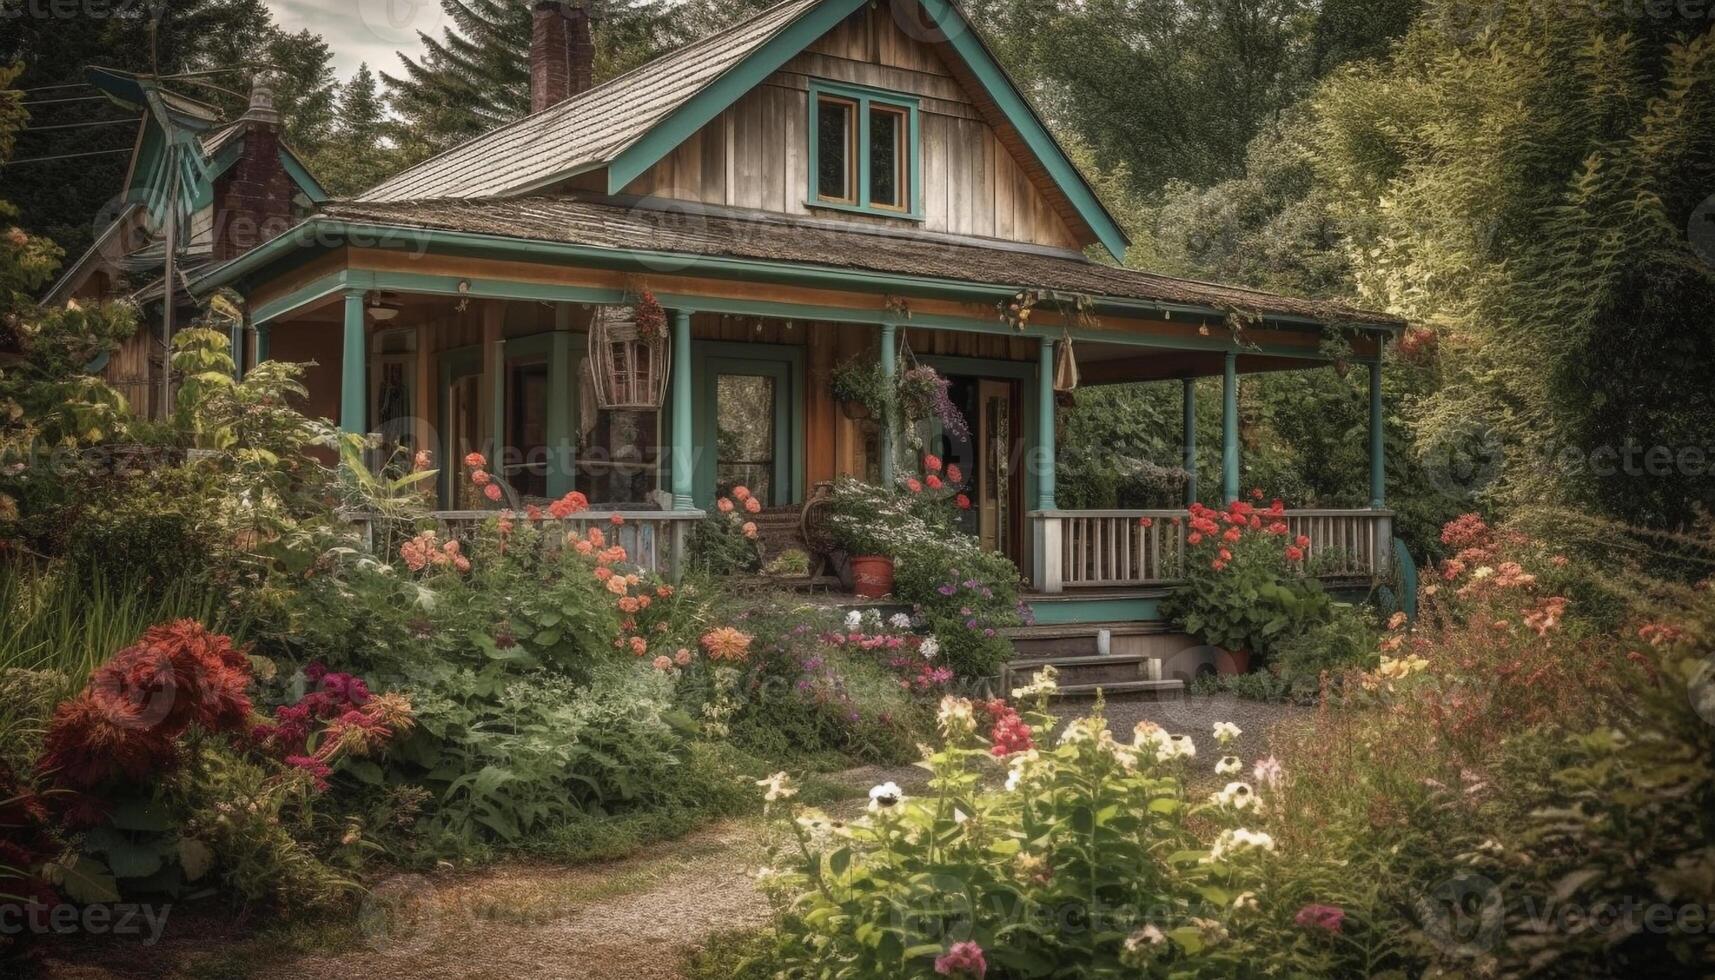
[[547, 311, 574, 497], [1181, 377, 1197, 506], [254, 324, 269, 364], [671, 309, 695, 509], [1221, 351, 1238, 504], [229, 319, 245, 381], [1038, 337, 1057, 510], [340, 291, 367, 434], [1369, 358, 1386, 508], [879, 322, 897, 486]]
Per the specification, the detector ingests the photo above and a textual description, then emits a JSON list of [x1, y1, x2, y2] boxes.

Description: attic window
[[808, 81, 920, 218]]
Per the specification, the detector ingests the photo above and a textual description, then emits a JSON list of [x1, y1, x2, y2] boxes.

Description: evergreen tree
[[311, 65, 400, 198]]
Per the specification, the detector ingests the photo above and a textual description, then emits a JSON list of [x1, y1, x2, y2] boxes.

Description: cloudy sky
[[270, 0, 439, 80]]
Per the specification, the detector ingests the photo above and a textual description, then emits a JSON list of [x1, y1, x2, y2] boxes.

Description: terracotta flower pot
[[849, 554, 895, 598], [1218, 648, 1252, 676]]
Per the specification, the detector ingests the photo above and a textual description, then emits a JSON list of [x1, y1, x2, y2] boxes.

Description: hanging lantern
[[1053, 335, 1080, 393], [588, 297, 670, 410]]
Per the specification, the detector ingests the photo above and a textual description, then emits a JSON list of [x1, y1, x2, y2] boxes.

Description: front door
[[935, 375, 1025, 569]]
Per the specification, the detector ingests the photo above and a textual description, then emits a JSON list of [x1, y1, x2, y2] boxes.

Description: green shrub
[[1268, 603, 1380, 695]]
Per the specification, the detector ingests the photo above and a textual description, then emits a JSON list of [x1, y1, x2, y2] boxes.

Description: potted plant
[[830, 358, 892, 421], [822, 477, 910, 597]]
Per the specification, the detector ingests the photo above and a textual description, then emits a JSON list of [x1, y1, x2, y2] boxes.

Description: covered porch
[[205, 200, 1398, 601]]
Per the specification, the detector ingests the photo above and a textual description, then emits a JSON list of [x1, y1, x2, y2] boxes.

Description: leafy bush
[[758, 675, 1362, 977], [1163, 498, 1334, 664], [1267, 602, 1380, 696], [688, 486, 763, 575]]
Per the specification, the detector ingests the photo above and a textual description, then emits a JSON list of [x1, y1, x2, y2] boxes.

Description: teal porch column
[[229, 318, 245, 381], [1037, 337, 1057, 510], [879, 321, 897, 486], [1181, 377, 1197, 506], [670, 309, 695, 509], [546, 307, 574, 497], [1369, 358, 1386, 508], [340, 291, 367, 434], [255, 323, 270, 364], [1221, 351, 1239, 504]]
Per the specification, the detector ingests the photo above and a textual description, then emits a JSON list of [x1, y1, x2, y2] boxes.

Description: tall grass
[[0, 560, 241, 751]]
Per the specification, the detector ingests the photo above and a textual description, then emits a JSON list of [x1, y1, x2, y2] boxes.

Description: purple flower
[[938, 584, 958, 597], [934, 941, 986, 978], [1295, 903, 1345, 934]]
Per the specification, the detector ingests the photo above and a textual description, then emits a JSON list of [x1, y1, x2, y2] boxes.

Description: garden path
[[40, 695, 1305, 980]]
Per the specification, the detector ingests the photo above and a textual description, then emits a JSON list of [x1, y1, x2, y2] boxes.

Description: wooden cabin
[[189, 0, 1404, 625]]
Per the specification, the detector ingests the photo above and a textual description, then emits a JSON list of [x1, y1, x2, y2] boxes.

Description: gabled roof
[[361, 0, 824, 202], [314, 195, 1401, 328], [357, 0, 1130, 258]]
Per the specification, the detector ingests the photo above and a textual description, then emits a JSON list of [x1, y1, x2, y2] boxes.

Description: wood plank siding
[[620, 4, 1081, 250]]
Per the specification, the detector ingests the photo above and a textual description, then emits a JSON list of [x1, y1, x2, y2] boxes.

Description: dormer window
[[808, 81, 920, 218]]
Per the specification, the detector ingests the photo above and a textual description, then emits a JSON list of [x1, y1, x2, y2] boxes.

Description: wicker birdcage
[[588, 303, 670, 410]]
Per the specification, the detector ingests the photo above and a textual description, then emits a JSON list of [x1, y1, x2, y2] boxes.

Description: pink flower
[[717, 498, 735, 513], [934, 941, 986, 978], [611, 513, 626, 525], [547, 491, 589, 519], [1295, 903, 1345, 934], [1138, 517, 1153, 528], [483, 483, 503, 502], [1187, 532, 1203, 545], [651, 655, 673, 671], [946, 464, 962, 484], [923, 454, 943, 472], [906, 478, 923, 494], [742, 521, 758, 539], [463, 452, 486, 468], [471, 469, 491, 486], [732, 486, 751, 501], [412, 450, 432, 471], [744, 497, 761, 514]]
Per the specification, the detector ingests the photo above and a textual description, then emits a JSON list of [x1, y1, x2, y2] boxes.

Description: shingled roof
[[319, 196, 1402, 328], [360, 0, 820, 202]]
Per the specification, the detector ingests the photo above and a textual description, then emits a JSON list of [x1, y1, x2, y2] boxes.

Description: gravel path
[[39, 695, 1305, 980]]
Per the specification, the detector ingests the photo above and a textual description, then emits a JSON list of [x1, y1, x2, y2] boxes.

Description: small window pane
[[869, 107, 902, 208], [716, 374, 776, 504], [817, 98, 852, 201]]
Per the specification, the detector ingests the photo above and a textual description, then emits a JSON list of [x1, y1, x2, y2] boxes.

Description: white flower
[[861, 608, 882, 628], [1010, 664, 1059, 700], [1165, 734, 1197, 760], [937, 696, 975, 736], [1123, 923, 1166, 952], [1232, 891, 1259, 912], [844, 610, 862, 631], [1212, 721, 1242, 745], [888, 612, 912, 629], [1215, 755, 1242, 776], [1210, 781, 1257, 810], [756, 771, 796, 802], [868, 781, 904, 811], [919, 636, 939, 660], [1208, 828, 1275, 862], [1132, 721, 1173, 757], [1004, 750, 1041, 791]]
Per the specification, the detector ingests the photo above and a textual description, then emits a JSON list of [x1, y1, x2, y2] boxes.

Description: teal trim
[[340, 291, 367, 433], [1394, 538, 1418, 621], [879, 322, 897, 486], [1027, 595, 1161, 626], [489, 334, 506, 464], [605, 0, 870, 193], [547, 318, 575, 497], [1037, 338, 1056, 510], [670, 309, 696, 509], [255, 323, 270, 363], [915, 0, 1129, 260], [1369, 359, 1385, 508], [1182, 378, 1197, 505], [805, 79, 922, 219], [278, 149, 330, 203], [201, 219, 1384, 337], [229, 318, 245, 380], [691, 341, 804, 507], [1221, 351, 1238, 503]]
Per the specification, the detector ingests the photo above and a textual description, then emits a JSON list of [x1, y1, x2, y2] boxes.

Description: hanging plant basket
[[588, 298, 670, 411]]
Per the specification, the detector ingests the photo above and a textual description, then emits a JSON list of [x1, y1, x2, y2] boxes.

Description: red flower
[[547, 491, 589, 519], [906, 478, 923, 493], [483, 483, 503, 502], [611, 513, 626, 525], [926, 475, 943, 490], [955, 494, 972, 510], [1294, 534, 1310, 548], [1222, 527, 1242, 543], [463, 452, 486, 468], [1285, 546, 1305, 561], [946, 464, 962, 484], [470, 469, 491, 486], [923, 454, 943, 473], [1187, 532, 1203, 545], [1138, 517, 1153, 528]]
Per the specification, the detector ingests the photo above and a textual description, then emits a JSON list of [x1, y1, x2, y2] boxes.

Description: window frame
[[806, 80, 922, 220]]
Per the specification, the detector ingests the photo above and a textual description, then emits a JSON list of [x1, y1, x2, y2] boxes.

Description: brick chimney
[[213, 74, 297, 262], [531, 0, 596, 113]]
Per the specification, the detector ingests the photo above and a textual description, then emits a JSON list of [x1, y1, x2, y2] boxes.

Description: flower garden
[[2, 326, 1713, 978]]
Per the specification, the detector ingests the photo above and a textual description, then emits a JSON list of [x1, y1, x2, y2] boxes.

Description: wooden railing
[[1033, 508, 1393, 593], [348, 509, 705, 578]]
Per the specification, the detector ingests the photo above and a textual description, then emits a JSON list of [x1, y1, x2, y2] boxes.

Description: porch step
[[1004, 621, 1177, 659], [1053, 679, 1186, 699], [1002, 652, 1184, 699]]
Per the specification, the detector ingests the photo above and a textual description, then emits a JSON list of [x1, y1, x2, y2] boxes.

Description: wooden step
[[1004, 621, 1176, 659], [1053, 679, 1185, 699], [1003, 651, 1166, 693]]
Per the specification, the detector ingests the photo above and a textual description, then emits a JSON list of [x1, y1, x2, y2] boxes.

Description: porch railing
[[348, 509, 705, 578], [1033, 508, 1393, 593]]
